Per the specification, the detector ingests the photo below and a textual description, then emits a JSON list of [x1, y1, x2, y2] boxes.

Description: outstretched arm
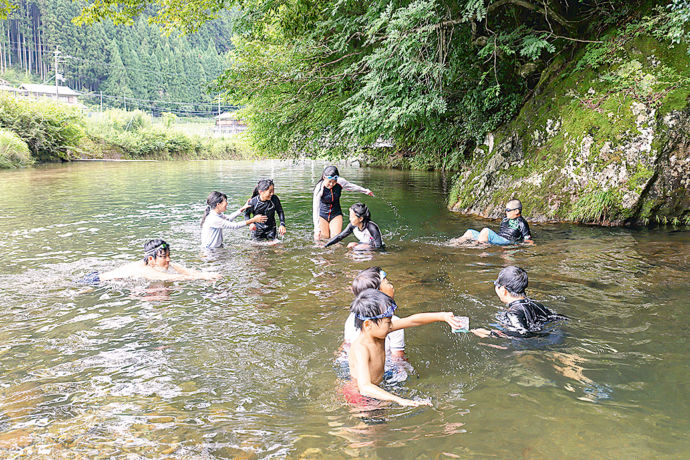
[[351, 345, 428, 407], [324, 223, 355, 248], [391, 312, 463, 331], [170, 263, 221, 281], [337, 177, 373, 196]]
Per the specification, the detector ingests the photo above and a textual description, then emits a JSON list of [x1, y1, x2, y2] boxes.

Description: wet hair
[[252, 178, 274, 198], [495, 265, 528, 296], [143, 239, 170, 264], [351, 266, 383, 296], [350, 202, 371, 224], [201, 191, 228, 228], [314, 166, 340, 191], [352, 288, 395, 330]]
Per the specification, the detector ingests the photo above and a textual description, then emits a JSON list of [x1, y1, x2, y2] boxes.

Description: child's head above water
[[349, 202, 371, 226], [201, 191, 228, 227], [252, 179, 275, 200], [320, 166, 339, 189], [505, 199, 523, 218], [494, 265, 528, 300], [143, 239, 170, 267], [352, 288, 397, 331], [351, 266, 394, 298]]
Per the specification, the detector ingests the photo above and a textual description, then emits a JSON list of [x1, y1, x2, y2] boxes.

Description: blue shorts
[[466, 228, 512, 246]]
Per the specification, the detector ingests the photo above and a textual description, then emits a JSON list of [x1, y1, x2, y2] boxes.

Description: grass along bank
[[0, 95, 257, 168]]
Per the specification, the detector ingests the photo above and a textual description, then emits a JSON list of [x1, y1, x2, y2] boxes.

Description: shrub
[[0, 95, 84, 162], [0, 128, 33, 168]]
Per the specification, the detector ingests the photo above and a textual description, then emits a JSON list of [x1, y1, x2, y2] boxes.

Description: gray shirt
[[201, 209, 247, 249]]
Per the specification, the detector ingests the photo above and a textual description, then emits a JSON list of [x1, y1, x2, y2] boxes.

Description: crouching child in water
[[471, 266, 566, 339], [325, 203, 384, 251], [345, 289, 464, 407]]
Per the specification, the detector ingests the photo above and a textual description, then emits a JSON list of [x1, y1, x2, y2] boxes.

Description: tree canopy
[[4, 0, 690, 164]]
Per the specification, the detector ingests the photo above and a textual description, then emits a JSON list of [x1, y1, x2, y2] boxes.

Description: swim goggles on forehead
[[145, 242, 169, 257], [355, 301, 397, 321], [325, 175, 339, 180]]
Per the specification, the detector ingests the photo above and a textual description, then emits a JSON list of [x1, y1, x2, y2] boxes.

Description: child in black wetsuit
[[245, 179, 286, 241], [471, 266, 565, 338], [452, 199, 533, 246], [324, 203, 384, 250]]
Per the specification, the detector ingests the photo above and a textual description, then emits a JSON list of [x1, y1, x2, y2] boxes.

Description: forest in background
[[0, 0, 235, 116]]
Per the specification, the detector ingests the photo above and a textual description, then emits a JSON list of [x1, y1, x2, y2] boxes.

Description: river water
[[0, 160, 688, 458]]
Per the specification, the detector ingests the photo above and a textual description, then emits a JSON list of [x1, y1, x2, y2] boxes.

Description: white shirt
[[343, 312, 405, 353], [200, 209, 246, 248]]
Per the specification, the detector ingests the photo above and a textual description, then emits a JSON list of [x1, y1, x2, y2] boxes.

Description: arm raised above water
[[337, 177, 373, 196]]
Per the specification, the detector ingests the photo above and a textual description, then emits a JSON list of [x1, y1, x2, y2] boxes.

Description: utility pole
[[218, 93, 221, 117], [54, 46, 60, 100], [100, 90, 103, 112], [123, 95, 126, 111]]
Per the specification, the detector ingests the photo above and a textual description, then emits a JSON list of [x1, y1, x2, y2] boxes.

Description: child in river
[[451, 199, 533, 246], [471, 266, 565, 339], [345, 289, 463, 407], [313, 166, 374, 241], [91, 239, 221, 282], [201, 191, 267, 249], [324, 203, 383, 250], [343, 267, 404, 359], [244, 179, 286, 241]]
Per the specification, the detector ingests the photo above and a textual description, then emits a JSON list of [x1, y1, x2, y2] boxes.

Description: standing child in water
[[200, 191, 267, 249], [342, 267, 404, 359], [345, 289, 464, 407], [245, 179, 286, 241], [313, 166, 374, 241], [325, 203, 384, 250]]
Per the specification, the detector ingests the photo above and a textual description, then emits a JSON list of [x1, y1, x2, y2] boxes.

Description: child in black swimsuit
[[245, 179, 286, 241], [312, 166, 373, 241], [325, 203, 384, 250]]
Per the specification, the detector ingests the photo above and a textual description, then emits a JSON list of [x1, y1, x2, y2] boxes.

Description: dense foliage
[[0, 126, 32, 167], [0, 94, 83, 161], [0, 0, 233, 115], [4, 0, 690, 167], [0, 95, 253, 166]]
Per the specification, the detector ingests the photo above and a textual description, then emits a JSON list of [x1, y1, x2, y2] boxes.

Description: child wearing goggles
[[345, 289, 464, 407]]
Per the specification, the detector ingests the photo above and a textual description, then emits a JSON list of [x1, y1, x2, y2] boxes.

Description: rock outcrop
[[449, 36, 690, 225]]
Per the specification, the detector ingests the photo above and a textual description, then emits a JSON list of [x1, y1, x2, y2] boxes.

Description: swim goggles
[[325, 175, 339, 180], [379, 270, 387, 281], [355, 301, 397, 321], [505, 207, 522, 212], [145, 242, 169, 257]]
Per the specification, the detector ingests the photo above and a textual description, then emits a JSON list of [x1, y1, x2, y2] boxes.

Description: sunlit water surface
[[0, 160, 688, 458]]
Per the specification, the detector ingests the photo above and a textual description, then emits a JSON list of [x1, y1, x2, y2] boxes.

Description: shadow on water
[[0, 160, 688, 457]]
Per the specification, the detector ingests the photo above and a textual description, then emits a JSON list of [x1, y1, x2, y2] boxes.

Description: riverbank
[[0, 96, 257, 167]]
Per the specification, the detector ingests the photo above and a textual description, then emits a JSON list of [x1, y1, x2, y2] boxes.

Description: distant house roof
[[20, 83, 79, 96], [215, 111, 240, 120]]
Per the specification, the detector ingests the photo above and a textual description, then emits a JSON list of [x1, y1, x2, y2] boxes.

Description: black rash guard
[[496, 298, 565, 337], [324, 221, 384, 249], [244, 195, 285, 240], [497, 216, 532, 243]]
